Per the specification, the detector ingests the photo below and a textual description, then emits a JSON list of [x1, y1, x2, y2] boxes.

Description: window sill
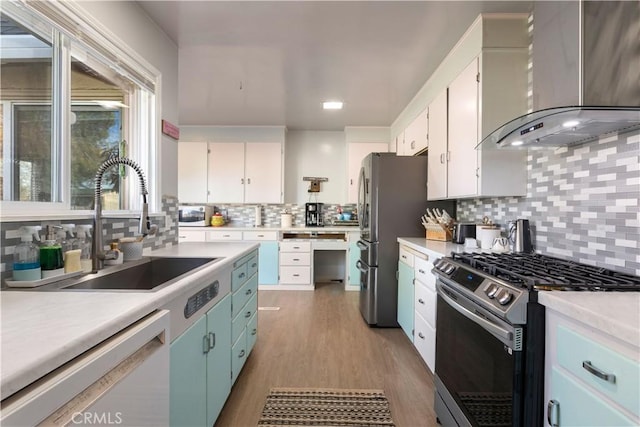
[[0, 211, 167, 223]]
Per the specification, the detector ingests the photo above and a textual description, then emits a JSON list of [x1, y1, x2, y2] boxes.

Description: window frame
[[0, 0, 161, 218]]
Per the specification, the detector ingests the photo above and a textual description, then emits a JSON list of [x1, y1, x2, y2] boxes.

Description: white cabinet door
[[394, 131, 405, 156], [404, 109, 428, 156], [427, 88, 448, 200], [178, 142, 208, 203], [346, 142, 388, 203], [448, 58, 479, 198], [245, 142, 282, 203], [208, 143, 245, 203]]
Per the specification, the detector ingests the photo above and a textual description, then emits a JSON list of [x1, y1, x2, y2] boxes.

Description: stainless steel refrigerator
[[356, 152, 454, 326]]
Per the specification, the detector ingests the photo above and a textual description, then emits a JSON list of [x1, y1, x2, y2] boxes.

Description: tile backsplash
[[457, 130, 640, 276], [207, 203, 357, 228]]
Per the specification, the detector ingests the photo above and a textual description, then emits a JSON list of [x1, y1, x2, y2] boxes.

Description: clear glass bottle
[[13, 226, 42, 281]]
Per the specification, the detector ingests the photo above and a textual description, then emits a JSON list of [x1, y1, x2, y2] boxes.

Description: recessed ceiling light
[[323, 101, 343, 110], [562, 120, 580, 128], [511, 140, 524, 146]]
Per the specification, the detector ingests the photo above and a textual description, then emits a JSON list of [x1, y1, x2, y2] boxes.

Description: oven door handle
[[355, 260, 368, 273], [438, 284, 514, 345]]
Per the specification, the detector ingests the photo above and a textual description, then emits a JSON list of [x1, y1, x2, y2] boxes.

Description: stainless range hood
[[481, 1, 640, 149]]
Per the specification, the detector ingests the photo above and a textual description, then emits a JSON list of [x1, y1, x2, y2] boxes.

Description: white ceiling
[[138, 1, 532, 131]]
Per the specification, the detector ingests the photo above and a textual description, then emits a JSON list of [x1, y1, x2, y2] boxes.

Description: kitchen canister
[[281, 211, 292, 228], [478, 227, 501, 250]]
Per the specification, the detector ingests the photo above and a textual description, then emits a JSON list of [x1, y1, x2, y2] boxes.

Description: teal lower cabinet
[[258, 241, 279, 285], [170, 295, 231, 427], [397, 256, 414, 342]]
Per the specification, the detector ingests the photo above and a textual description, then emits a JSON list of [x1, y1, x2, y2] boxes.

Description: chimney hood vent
[[478, 106, 640, 149]]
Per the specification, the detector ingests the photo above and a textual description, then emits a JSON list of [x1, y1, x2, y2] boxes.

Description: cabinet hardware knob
[[582, 360, 616, 383], [209, 332, 216, 350], [247, 178, 251, 184], [238, 350, 246, 358], [547, 400, 559, 427], [239, 272, 245, 278], [418, 298, 425, 304], [241, 178, 244, 184], [252, 263, 257, 268], [252, 328, 257, 335], [418, 332, 425, 339], [245, 311, 252, 318], [419, 269, 425, 274], [246, 289, 252, 295]]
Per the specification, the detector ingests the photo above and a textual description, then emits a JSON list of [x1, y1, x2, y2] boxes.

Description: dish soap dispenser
[[13, 226, 42, 281], [40, 225, 65, 279], [75, 225, 93, 273]]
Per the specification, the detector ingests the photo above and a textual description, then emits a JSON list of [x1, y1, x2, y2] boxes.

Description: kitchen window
[[0, 2, 159, 216]]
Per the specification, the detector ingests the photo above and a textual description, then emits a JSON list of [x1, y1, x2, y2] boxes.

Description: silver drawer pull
[[418, 269, 426, 274], [418, 332, 425, 339], [293, 258, 300, 261], [203, 335, 210, 354], [582, 360, 616, 383], [245, 311, 252, 318], [209, 332, 215, 350], [293, 274, 300, 277], [257, 234, 264, 237], [251, 263, 257, 268], [246, 288, 252, 295], [547, 400, 559, 427], [293, 246, 300, 249], [418, 298, 425, 304], [238, 349, 245, 358], [251, 328, 257, 335]]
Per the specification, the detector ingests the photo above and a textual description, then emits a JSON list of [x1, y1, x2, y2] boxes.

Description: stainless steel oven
[[432, 255, 545, 427]]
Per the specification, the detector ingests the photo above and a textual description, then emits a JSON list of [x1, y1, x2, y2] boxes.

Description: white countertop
[[396, 237, 640, 349], [180, 225, 360, 233], [538, 291, 640, 348], [0, 242, 258, 399]]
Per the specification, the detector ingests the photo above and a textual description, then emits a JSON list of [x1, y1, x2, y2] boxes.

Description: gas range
[[433, 252, 640, 325]]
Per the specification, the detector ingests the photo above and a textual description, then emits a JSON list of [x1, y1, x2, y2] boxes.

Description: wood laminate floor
[[215, 282, 438, 427]]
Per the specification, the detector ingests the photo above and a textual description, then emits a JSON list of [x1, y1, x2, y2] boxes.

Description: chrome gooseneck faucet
[[93, 156, 157, 271]]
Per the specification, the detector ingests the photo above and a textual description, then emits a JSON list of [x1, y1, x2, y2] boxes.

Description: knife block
[[426, 225, 452, 241]]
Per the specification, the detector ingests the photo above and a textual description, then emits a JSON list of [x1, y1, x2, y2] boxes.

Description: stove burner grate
[[451, 252, 640, 291]]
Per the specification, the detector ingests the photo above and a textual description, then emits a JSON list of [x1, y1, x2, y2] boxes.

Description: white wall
[[284, 131, 346, 204], [75, 1, 180, 198], [179, 126, 286, 143]]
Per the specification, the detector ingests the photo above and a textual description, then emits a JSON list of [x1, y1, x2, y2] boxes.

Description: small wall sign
[[162, 119, 180, 140]]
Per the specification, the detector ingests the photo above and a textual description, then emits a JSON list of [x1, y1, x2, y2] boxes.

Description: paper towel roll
[[255, 206, 262, 227], [281, 213, 292, 228]]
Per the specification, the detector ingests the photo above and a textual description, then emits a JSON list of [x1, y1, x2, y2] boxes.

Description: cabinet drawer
[[415, 281, 436, 328], [243, 231, 278, 241], [414, 258, 435, 291], [247, 255, 259, 278], [207, 230, 243, 241], [247, 310, 258, 354], [279, 266, 311, 284], [280, 241, 311, 252], [231, 329, 247, 384], [232, 275, 258, 319], [557, 325, 640, 417], [178, 229, 206, 242], [550, 367, 636, 426], [414, 311, 436, 373], [280, 252, 311, 266], [231, 264, 249, 292], [399, 247, 415, 267], [232, 293, 258, 345]]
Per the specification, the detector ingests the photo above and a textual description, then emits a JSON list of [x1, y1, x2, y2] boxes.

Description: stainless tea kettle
[[509, 219, 533, 253]]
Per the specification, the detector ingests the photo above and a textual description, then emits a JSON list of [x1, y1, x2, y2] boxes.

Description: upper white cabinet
[[208, 142, 283, 203], [178, 142, 209, 203], [403, 109, 428, 156], [427, 89, 448, 200], [393, 131, 404, 155], [346, 142, 388, 203], [425, 14, 529, 200]]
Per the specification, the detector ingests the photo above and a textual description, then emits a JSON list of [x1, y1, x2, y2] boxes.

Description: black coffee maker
[[305, 203, 324, 227]]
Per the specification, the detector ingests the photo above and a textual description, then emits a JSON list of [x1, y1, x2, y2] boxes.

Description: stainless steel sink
[[57, 257, 220, 291]]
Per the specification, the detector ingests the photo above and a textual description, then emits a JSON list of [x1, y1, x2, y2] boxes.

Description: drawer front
[[279, 266, 311, 284], [207, 230, 243, 241], [231, 264, 249, 292], [231, 329, 247, 384], [280, 252, 311, 266], [279, 241, 311, 252], [232, 274, 258, 318], [178, 230, 206, 243], [550, 367, 636, 426], [414, 312, 436, 373], [399, 247, 415, 268], [243, 231, 278, 241], [415, 281, 436, 328], [231, 293, 258, 344], [414, 257, 435, 291], [246, 308, 258, 354], [557, 325, 640, 417], [247, 255, 259, 278]]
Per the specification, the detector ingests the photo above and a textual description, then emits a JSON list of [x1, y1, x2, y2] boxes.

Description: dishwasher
[[1, 310, 170, 427]]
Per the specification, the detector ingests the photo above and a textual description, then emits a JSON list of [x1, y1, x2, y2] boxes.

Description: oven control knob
[[496, 289, 513, 306], [485, 284, 499, 299], [444, 264, 456, 274]]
